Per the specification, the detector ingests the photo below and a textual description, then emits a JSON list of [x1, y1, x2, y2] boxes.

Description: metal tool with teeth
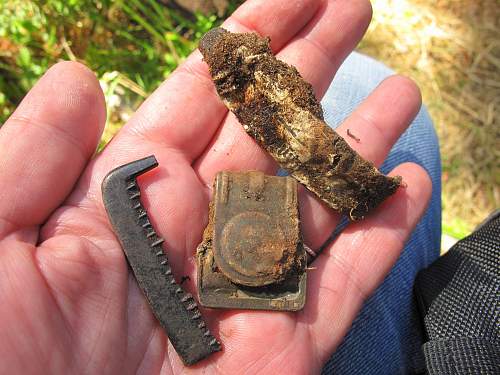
[[102, 155, 221, 366]]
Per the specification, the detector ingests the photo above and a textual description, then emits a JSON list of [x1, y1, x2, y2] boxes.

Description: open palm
[[0, 0, 431, 373]]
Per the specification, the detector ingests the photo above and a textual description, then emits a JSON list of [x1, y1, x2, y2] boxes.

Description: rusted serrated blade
[[101, 155, 221, 366]]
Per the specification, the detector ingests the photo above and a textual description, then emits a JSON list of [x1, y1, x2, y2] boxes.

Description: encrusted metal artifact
[[197, 171, 306, 311], [199, 28, 402, 220], [102, 155, 220, 366]]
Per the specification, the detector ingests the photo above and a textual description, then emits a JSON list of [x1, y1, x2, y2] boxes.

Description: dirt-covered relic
[[199, 28, 402, 220], [197, 171, 307, 311]]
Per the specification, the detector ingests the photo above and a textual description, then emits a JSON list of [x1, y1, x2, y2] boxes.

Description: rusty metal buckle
[[197, 171, 306, 311]]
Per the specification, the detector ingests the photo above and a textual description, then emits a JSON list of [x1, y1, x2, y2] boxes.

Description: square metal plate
[[197, 171, 306, 311]]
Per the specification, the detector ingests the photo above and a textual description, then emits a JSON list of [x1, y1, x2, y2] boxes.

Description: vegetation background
[[0, 0, 498, 246]]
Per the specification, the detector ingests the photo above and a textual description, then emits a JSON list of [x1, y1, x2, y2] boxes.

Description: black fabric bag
[[414, 211, 500, 375]]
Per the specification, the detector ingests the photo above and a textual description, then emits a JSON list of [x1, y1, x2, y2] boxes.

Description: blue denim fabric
[[318, 52, 442, 374]]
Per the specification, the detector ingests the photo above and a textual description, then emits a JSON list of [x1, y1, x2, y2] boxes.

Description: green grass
[[442, 218, 471, 240], [0, 0, 235, 125]]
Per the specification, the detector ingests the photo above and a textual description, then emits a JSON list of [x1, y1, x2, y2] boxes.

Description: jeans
[[319, 52, 442, 374]]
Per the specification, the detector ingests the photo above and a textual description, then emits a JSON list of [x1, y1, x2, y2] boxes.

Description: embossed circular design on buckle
[[217, 211, 286, 287]]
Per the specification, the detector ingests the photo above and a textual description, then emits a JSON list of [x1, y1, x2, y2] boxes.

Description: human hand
[[0, 0, 431, 373]]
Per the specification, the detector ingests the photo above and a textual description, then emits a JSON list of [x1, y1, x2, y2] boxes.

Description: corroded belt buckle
[[197, 171, 306, 311]]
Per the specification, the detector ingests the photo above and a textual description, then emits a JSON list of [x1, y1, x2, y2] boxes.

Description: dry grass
[[357, 0, 499, 236]]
